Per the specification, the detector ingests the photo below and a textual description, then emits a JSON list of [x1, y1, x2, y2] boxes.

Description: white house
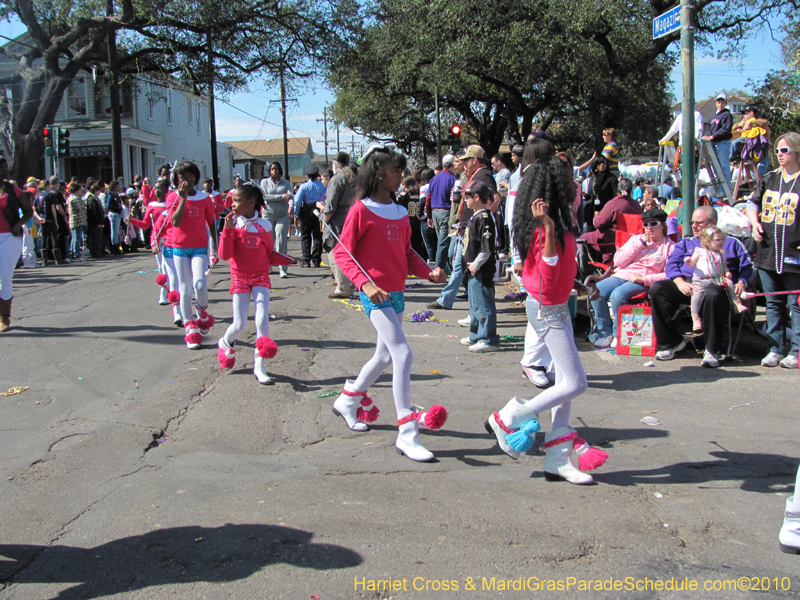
[[0, 33, 234, 188]]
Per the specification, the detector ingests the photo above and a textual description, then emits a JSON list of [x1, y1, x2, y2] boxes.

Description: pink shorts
[[230, 271, 271, 294]]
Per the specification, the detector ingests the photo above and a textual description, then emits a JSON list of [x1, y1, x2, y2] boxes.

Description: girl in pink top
[[127, 178, 170, 305], [487, 155, 604, 485], [684, 225, 747, 332], [216, 184, 298, 384], [332, 146, 448, 462], [170, 162, 217, 349]]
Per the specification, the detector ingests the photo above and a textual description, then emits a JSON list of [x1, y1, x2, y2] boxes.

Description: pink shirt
[[128, 202, 167, 245], [613, 234, 675, 286], [0, 184, 24, 234], [218, 216, 293, 279], [521, 229, 577, 305], [334, 200, 431, 292], [168, 191, 215, 249]]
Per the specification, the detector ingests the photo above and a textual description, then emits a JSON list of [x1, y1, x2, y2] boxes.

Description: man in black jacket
[[702, 93, 733, 192]]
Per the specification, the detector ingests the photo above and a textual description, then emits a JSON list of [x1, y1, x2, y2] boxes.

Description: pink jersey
[[168, 191, 215, 249], [218, 216, 293, 280], [521, 229, 578, 305], [128, 202, 167, 246], [334, 200, 431, 292]]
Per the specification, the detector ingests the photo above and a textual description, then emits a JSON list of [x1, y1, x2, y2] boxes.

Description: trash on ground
[[642, 410, 659, 414], [426, 370, 441, 374], [641, 416, 661, 426], [504, 291, 526, 300], [643, 361, 655, 367], [0, 386, 29, 397], [317, 391, 340, 398], [730, 402, 751, 410], [654, 492, 663, 499]]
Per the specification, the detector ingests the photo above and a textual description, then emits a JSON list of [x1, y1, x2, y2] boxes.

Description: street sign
[[653, 5, 681, 39]]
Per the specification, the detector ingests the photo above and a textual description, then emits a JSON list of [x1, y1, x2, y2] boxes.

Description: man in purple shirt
[[426, 154, 457, 272]]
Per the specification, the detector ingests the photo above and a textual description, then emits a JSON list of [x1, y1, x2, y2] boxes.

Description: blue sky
[[0, 16, 786, 156]]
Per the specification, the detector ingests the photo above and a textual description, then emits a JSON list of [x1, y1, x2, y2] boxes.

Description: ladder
[[732, 160, 760, 201], [696, 139, 733, 203], [656, 142, 678, 189]]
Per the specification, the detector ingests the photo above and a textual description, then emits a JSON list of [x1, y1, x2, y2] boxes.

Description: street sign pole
[[680, 0, 696, 234]]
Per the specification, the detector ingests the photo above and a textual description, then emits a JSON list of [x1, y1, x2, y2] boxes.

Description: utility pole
[[316, 107, 329, 167], [434, 86, 442, 166], [349, 135, 357, 157], [680, 0, 696, 230], [207, 33, 219, 190], [270, 69, 297, 180], [335, 120, 340, 154], [106, 0, 123, 182]]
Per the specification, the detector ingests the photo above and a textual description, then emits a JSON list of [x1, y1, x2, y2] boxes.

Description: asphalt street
[[1, 237, 798, 600]]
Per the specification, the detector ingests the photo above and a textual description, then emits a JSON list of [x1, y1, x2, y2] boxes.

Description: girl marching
[[331, 145, 448, 462], [169, 162, 217, 348], [127, 178, 170, 305], [216, 183, 297, 384]]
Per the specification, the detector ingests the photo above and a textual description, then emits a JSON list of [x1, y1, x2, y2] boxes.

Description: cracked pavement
[[1, 242, 798, 599]]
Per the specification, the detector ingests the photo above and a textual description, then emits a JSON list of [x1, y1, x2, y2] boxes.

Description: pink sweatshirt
[[521, 229, 577, 305], [168, 191, 216, 249], [613, 234, 675, 286], [218, 216, 292, 278], [334, 200, 432, 292]]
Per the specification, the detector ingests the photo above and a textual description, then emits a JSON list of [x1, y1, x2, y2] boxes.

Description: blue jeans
[[437, 236, 464, 308], [108, 212, 122, 245], [70, 225, 86, 258], [759, 269, 800, 357], [590, 276, 648, 338], [712, 139, 732, 191], [431, 210, 451, 273], [420, 219, 437, 262], [467, 275, 499, 345]]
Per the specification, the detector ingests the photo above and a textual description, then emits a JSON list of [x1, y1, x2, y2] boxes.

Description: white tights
[[223, 287, 269, 345], [518, 320, 587, 430], [163, 248, 178, 295], [352, 308, 411, 417], [174, 254, 209, 322], [0, 233, 22, 300]]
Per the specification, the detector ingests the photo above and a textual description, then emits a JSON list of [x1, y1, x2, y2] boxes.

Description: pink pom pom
[[210, 253, 220, 266], [573, 438, 608, 471], [255, 336, 278, 359], [217, 347, 236, 369], [422, 404, 448, 430], [356, 396, 380, 423], [167, 291, 180, 304], [185, 332, 203, 345], [198, 312, 215, 329], [156, 274, 168, 287]]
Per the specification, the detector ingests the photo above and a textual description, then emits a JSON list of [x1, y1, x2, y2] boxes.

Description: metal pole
[[207, 34, 219, 190], [106, 0, 123, 182], [336, 121, 340, 153], [680, 0, 696, 234], [280, 69, 289, 179], [435, 86, 442, 166]]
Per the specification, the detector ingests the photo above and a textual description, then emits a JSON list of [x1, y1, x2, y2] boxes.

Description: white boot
[[780, 496, 800, 554], [396, 409, 434, 462], [184, 320, 202, 350], [253, 349, 274, 385], [543, 427, 594, 485], [159, 287, 169, 305], [217, 337, 236, 369], [484, 397, 533, 459], [172, 304, 183, 327], [332, 380, 369, 431]]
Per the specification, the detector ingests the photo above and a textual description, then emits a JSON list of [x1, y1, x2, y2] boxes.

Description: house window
[[93, 77, 133, 118], [148, 84, 156, 120], [67, 77, 87, 117], [166, 89, 173, 125], [196, 102, 201, 135], [188, 99, 194, 125]]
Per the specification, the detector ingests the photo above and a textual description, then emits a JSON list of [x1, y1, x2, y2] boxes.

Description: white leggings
[[352, 308, 411, 417], [0, 232, 23, 300], [174, 254, 209, 321], [518, 320, 587, 430], [223, 287, 269, 345], [163, 247, 178, 295]]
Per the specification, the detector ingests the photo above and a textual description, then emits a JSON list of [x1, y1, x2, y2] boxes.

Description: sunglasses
[[776, 147, 793, 155], [643, 221, 662, 228]]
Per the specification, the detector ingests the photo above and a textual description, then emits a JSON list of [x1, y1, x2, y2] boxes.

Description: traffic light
[[42, 127, 55, 157], [56, 127, 70, 157], [449, 124, 461, 150]]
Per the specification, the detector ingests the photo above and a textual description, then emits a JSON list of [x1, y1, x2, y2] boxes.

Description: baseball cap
[[716, 93, 727, 102], [511, 144, 524, 156], [442, 154, 456, 168], [305, 164, 320, 176], [126, 187, 136, 196], [459, 145, 485, 160], [642, 208, 668, 223], [464, 180, 491, 202]]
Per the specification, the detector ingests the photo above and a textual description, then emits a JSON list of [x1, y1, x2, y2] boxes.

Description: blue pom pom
[[506, 419, 541, 452]]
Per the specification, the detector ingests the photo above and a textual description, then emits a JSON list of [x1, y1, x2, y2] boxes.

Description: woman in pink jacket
[[590, 208, 675, 347]]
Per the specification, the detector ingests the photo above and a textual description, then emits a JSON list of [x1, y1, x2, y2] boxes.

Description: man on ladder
[[702, 93, 733, 192]]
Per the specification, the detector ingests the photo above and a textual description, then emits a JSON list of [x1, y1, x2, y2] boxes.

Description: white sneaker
[[780, 354, 798, 369], [701, 350, 719, 368], [611, 336, 618, 348], [469, 341, 499, 353], [459, 337, 473, 346], [761, 351, 783, 367], [522, 366, 551, 388], [655, 339, 686, 361], [780, 496, 800, 554], [588, 332, 600, 343], [458, 316, 471, 327], [279, 269, 288, 278], [593, 335, 613, 348]]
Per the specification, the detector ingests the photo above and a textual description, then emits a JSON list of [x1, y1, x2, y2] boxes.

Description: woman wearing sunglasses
[[588, 209, 675, 347], [747, 132, 800, 369]]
